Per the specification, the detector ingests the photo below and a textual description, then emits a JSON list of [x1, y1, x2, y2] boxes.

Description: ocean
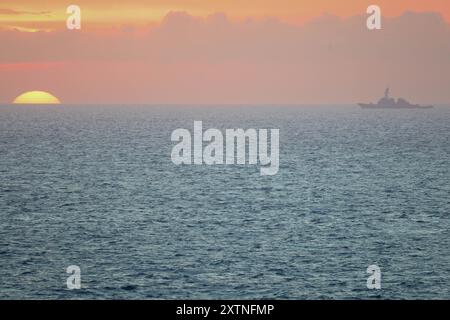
[[0, 104, 449, 299]]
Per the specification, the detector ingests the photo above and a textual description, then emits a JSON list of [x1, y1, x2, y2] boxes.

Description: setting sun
[[13, 91, 61, 104]]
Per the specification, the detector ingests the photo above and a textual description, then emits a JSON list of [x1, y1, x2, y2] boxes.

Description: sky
[[1, 0, 450, 104]]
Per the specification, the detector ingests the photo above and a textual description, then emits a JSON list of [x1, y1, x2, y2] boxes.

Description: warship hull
[[358, 103, 433, 109]]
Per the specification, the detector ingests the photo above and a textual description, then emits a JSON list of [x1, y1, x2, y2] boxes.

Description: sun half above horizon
[[13, 91, 61, 104]]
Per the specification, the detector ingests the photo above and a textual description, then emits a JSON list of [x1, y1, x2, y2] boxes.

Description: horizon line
[[2, 103, 450, 107]]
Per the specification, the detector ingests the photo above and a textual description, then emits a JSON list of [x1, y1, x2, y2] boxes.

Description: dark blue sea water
[[0, 105, 449, 299]]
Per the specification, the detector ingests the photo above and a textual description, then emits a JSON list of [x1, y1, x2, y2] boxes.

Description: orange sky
[[1, 1, 450, 104], [1, 0, 450, 30]]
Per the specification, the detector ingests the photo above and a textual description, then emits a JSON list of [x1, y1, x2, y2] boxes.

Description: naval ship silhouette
[[359, 88, 433, 109]]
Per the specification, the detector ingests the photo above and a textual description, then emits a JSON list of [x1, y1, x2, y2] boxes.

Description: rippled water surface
[[0, 105, 449, 299]]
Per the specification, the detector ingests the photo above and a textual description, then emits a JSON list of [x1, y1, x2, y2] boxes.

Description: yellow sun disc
[[13, 91, 61, 104]]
